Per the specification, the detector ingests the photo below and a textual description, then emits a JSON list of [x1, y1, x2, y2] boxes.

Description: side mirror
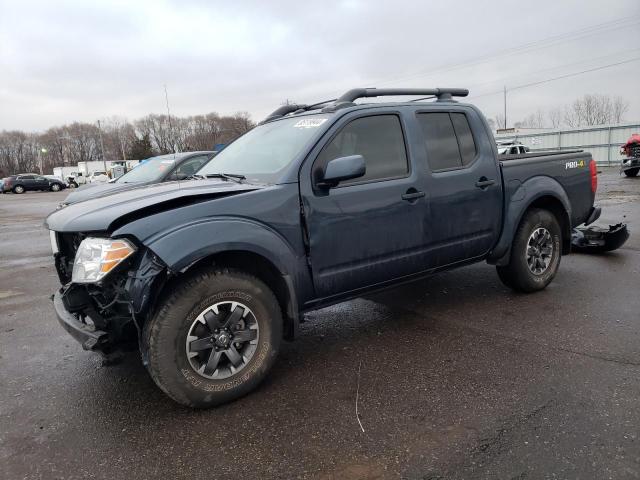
[[317, 155, 366, 188]]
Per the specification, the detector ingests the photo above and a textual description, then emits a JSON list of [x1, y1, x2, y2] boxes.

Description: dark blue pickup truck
[[45, 88, 600, 407]]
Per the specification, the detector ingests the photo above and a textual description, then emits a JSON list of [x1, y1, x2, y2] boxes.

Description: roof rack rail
[[338, 87, 468, 102], [260, 99, 337, 124], [260, 88, 469, 123], [326, 87, 468, 110]]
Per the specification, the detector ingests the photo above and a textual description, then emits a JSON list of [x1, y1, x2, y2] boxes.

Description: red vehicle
[[620, 133, 640, 177]]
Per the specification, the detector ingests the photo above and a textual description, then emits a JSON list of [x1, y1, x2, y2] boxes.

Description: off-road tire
[[142, 267, 282, 408], [623, 168, 639, 177], [496, 208, 562, 293], [13, 185, 25, 194]]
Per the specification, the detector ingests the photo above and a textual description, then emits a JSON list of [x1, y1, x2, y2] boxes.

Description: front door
[[301, 112, 427, 298], [416, 108, 502, 267], [35, 176, 50, 190]]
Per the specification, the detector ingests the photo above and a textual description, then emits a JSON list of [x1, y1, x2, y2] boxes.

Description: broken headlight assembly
[[72, 237, 136, 283]]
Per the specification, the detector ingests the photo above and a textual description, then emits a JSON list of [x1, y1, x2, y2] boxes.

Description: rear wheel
[[142, 267, 282, 408], [13, 185, 25, 194], [623, 168, 639, 177], [50, 183, 61, 192], [496, 208, 562, 293]]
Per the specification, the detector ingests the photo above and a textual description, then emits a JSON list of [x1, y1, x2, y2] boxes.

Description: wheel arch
[[153, 249, 300, 341], [488, 176, 572, 265]]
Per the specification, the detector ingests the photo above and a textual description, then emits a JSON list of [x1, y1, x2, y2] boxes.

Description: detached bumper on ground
[[53, 290, 109, 351]]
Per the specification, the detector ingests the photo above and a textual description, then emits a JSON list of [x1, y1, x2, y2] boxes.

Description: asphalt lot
[[1, 169, 639, 480]]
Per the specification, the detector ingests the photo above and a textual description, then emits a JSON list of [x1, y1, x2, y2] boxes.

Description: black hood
[[63, 181, 147, 205], [46, 179, 264, 233]]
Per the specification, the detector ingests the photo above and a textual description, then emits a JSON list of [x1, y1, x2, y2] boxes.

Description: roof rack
[[334, 87, 468, 106], [261, 88, 469, 122]]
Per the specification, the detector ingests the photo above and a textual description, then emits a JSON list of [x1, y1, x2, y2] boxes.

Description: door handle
[[402, 190, 425, 201], [475, 178, 495, 189]]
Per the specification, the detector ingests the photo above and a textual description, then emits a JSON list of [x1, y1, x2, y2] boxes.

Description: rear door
[[416, 107, 502, 267], [300, 111, 428, 298], [17, 175, 35, 190]]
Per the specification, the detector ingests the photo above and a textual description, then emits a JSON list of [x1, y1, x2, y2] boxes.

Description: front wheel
[[623, 168, 639, 177], [13, 185, 25, 194], [143, 267, 282, 408], [50, 183, 61, 192], [496, 208, 562, 293]]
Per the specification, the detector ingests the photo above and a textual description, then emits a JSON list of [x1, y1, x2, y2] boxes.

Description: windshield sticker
[[293, 119, 327, 129]]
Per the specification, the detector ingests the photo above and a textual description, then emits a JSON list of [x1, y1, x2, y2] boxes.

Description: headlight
[[72, 237, 136, 283]]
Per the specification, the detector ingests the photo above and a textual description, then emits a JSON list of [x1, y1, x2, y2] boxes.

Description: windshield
[[116, 154, 183, 183], [198, 115, 330, 183]]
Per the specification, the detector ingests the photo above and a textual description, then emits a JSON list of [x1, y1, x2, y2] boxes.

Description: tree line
[[490, 94, 630, 131], [0, 112, 254, 176]]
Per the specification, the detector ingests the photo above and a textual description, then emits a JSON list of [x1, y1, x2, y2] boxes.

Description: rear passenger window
[[450, 113, 477, 166], [418, 112, 477, 171], [315, 115, 408, 186]]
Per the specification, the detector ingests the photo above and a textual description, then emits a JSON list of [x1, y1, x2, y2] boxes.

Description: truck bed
[[499, 150, 595, 228]]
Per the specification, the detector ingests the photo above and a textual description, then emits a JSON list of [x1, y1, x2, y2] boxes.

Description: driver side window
[[314, 114, 408, 187]]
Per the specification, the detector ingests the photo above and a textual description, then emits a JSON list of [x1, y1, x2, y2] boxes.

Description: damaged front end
[[52, 233, 167, 353]]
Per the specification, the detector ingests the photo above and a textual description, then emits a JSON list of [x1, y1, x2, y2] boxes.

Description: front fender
[[488, 176, 571, 264], [137, 217, 302, 275]]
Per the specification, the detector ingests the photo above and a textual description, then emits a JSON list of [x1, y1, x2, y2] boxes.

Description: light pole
[[38, 148, 48, 174], [503, 85, 507, 129]]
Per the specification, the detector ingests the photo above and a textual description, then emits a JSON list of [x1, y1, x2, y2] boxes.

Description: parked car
[[620, 133, 640, 177], [60, 151, 216, 206], [46, 87, 599, 408], [88, 171, 109, 183], [3, 174, 67, 193], [497, 141, 529, 155], [45, 175, 69, 188]]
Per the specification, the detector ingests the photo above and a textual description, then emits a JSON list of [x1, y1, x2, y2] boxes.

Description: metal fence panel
[[495, 122, 640, 165]]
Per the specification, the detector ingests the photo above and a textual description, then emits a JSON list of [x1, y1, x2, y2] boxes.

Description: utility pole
[[503, 86, 507, 129], [97, 120, 107, 172]]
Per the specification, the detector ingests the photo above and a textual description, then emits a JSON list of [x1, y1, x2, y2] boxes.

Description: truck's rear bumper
[[53, 290, 109, 351]]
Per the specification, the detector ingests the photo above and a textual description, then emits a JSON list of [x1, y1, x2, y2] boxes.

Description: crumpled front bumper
[[620, 157, 640, 172], [52, 289, 109, 351]]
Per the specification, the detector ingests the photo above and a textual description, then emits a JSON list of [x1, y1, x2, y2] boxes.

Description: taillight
[[589, 159, 597, 194]]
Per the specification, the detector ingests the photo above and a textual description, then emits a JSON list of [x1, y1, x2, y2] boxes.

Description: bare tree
[[515, 109, 545, 129], [548, 107, 563, 128], [612, 96, 629, 124], [494, 113, 506, 130], [562, 94, 628, 127]]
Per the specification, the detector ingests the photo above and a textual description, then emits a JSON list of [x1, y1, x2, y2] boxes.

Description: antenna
[[164, 84, 180, 188], [164, 84, 176, 154]]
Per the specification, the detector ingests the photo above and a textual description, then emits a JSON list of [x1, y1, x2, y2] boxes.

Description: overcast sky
[[1, 0, 639, 131]]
